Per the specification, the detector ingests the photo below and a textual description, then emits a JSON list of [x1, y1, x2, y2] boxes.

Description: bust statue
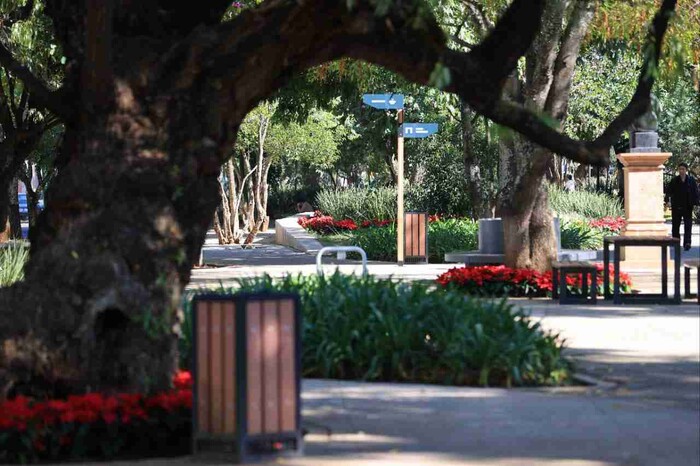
[[630, 94, 659, 132]]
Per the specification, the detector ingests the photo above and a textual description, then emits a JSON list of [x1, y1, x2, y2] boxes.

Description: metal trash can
[[192, 292, 302, 462]]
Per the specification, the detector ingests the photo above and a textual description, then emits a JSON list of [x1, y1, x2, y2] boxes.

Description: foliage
[[266, 183, 320, 221], [184, 273, 572, 388], [0, 243, 28, 287], [0, 372, 192, 463], [298, 212, 360, 234], [588, 0, 699, 75], [437, 265, 633, 297], [549, 185, 624, 219], [267, 108, 349, 170], [316, 187, 397, 223], [424, 217, 478, 262], [349, 222, 397, 262], [560, 219, 604, 251], [567, 46, 699, 175], [300, 214, 477, 263]]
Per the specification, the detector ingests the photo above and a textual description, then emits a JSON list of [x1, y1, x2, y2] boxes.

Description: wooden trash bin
[[192, 292, 302, 462], [404, 212, 429, 263]]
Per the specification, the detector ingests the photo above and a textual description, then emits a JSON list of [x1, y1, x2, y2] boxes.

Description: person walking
[[665, 163, 699, 251], [564, 174, 576, 192]]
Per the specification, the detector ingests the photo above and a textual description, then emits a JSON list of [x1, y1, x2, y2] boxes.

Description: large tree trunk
[[497, 133, 557, 270]]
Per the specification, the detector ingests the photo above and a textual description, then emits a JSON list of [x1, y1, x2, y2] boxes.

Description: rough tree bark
[[0, 0, 676, 397], [497, 0, 597, 271], [461, 101, 492, 219]]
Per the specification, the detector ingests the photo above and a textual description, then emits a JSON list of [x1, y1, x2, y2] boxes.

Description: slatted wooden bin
[[404, 212, 429, 263], [192, 293, 302, 462]]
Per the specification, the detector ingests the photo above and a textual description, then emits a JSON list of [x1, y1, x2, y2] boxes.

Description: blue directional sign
[[362, 93, 404, 110], [401, 123, 439, 138]]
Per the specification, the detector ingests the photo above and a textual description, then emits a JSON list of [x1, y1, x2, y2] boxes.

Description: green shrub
[[267, 184, 319, 220], [428, 218, 478, 261], [0, 243, 29, 287], [549, 185, 623, 219], [351, 223, 397, 261], [182, 273, 571, 387], [316, 187, 396, 222], [560, 219, 604, 250], [348, 219, 478, 263]]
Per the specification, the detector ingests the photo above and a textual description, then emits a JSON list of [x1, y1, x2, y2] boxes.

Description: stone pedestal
[[618, 152, 671, 268]]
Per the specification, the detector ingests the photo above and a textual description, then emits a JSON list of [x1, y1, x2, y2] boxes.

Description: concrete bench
[[551, 261, 598, 305], [683, 259, 699, 304]]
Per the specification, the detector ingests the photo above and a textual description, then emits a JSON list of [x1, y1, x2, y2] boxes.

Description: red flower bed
[[298, 212, 456, 235], [298, 213, 358, 234], [590, 217, 626, 233], [437, 264, 632, 297], [0, 371, 194, 463], [360, 219, 393, 228]]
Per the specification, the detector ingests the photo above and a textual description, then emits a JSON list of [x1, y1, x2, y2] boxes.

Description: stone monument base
[[617, 152, 672, 269]]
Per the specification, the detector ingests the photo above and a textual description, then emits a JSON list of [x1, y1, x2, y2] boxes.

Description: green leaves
[[428, 61, 452, 90], [182, 273, 571, 387], [0, 243, 29, 287], [549, 185, 624, 219]]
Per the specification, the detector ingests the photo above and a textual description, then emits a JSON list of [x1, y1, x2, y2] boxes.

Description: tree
[[0, 0, 677, 397], [214, 103, 275, 245], [0, 0, 63, 242]]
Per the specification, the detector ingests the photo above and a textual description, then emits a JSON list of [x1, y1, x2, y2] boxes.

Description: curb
[[571, 372, 618, 390], [275, 213, 324, 254]]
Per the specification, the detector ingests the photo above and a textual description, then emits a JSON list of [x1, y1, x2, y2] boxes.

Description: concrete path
[[78, 377, 700, 466], [520, 300, 700, 411]]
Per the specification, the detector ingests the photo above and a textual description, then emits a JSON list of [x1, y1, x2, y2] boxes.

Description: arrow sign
[[362, 93, 404, 110], [401, 123, 439, 138]]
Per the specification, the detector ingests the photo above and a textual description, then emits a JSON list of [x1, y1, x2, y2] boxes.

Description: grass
[[0, 243, 29, 287], [549, 185, 624, 219]]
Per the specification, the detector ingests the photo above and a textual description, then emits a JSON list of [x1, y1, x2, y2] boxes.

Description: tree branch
[[597, 0, 677, 146], [169, 0, 675, 167], [545, 0, 596, 121], [0, 43, 72, 121]]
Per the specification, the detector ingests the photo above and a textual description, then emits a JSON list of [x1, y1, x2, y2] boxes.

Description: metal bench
[[551, 261, 597, 305], [683, 259, 699, 304]]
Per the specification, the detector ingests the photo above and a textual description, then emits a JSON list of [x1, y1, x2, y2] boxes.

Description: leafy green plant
[[347, 218, 478, 263], [350, 223, 397, 261], [181, 273, 572, 387], [316, 187, 396, 223], [549, 185, 623, 219], [0, 243, 29, 287], [428, 218, 478, 261], [560, 219, 604, 250]]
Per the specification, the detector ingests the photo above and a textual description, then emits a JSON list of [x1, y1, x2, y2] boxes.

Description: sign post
[[397, 109, 405, 265], [362, 94, 438, 266]]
